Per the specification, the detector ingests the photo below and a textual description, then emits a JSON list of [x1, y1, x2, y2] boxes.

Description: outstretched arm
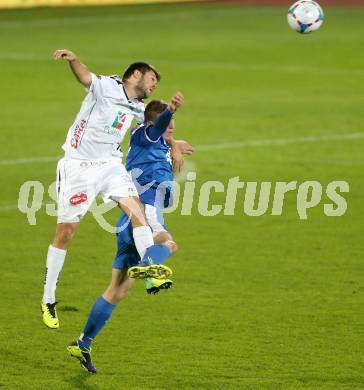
[[53, 49, 92, 88], [174, 140, 194, 155], [169, 138, 184, 173], [167, 138, 194, 173]]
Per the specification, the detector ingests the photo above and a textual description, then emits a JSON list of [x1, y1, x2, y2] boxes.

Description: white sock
[[42, 245, 67, 304], [133, 226, 154, 259]]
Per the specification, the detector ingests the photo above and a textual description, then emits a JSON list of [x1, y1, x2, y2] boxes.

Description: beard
[[135, 78, 149, 100]]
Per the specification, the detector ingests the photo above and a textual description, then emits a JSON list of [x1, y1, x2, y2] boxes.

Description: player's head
[[145, 100, 175, 139], [122, 62, 161, 100]]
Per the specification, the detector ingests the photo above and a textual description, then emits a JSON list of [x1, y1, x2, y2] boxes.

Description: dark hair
[[122, 62, 161, 82], [144, 100, 168, 123]]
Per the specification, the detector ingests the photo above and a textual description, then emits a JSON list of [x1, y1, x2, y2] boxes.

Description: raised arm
[[167, 91, 184, 113], [147, 92, 184, 141], [53, 49, 92, 88]]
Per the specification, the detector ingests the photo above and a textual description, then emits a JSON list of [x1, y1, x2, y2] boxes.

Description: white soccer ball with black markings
[[287, 1, 324, 34]]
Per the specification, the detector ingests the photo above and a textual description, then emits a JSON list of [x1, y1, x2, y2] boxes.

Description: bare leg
[[103, 268, 136, 305], [52, 222, 79, 249]]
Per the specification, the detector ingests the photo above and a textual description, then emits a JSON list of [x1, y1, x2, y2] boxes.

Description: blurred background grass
[[0, 2, 363, 389]]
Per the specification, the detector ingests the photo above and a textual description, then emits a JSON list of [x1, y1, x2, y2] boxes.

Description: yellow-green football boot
[[128, 264, 172, 280], [67, 341, 97, 374], [41, 302, 59, 329], [146, 277, 173, 295]]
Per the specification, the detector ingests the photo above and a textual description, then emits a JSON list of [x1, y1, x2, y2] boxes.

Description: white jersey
[[62, 73, 145, 160]]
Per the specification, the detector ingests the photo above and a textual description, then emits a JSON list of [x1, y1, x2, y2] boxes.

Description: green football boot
[[128, 264, 172, 280], [67, 341, 97, 374], [41, 302, 59, 329], [146, 277, 173, 295]]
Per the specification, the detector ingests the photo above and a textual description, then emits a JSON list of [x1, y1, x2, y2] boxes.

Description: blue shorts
[[112, 204, 168, 269]]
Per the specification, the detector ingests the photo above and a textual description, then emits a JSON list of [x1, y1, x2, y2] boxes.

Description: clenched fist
[[168, 92, 184, 113], [53, 49, 77, 62]]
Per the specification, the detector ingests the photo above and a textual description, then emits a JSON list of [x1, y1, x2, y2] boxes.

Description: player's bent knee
[[164, 240, 178, 254], [113, 283, 133, 302], [110, 287, 130, 303], [117, 288, 130, 300]]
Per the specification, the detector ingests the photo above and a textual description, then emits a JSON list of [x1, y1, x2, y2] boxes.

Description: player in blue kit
[[67, 92, 194, 374], [41, 50, 172, 330]]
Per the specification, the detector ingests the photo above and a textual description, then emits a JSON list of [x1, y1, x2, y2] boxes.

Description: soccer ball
[[287, 1, 324, 34]]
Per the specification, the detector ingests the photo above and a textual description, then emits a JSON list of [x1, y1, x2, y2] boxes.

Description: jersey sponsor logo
[[70, 119, 87, 149], [112, 112, 127, 131], [69, 192, 88, 205], [103, 112, 128, 137], [79, 161, 107, 168]]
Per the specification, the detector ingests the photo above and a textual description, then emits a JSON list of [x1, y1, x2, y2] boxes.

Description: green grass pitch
[[0, 2, 363, 389]]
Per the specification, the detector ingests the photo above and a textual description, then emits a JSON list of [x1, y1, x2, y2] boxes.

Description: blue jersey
[[113, 109, 174, 270], [126, 109, 174, 208]]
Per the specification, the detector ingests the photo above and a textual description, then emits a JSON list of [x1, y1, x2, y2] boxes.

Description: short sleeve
[[87, 73, 115, 97]]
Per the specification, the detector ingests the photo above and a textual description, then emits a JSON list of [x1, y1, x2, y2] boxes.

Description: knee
[[53, 226, 76, 248], [116, 288, 130, 301], [165, 240, 178, 254], [106, 286, 130, 304]]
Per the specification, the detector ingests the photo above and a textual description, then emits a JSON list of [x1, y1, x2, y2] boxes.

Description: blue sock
[[140, 244, 171, 266], [78, 296, 116, 350]]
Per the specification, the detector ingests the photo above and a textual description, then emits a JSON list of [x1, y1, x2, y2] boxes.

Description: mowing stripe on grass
[[0, 8, 263, 29], [2, 52, 364, 76], [1, 132, 363, 166]]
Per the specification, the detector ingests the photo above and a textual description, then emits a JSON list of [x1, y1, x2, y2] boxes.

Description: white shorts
[[56, 157, 138, 223]]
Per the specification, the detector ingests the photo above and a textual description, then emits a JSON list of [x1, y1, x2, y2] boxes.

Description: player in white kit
[[41, 49, 175, 329]]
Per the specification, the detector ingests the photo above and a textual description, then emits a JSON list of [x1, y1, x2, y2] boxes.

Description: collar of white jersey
[[109, 75, 140, 104]]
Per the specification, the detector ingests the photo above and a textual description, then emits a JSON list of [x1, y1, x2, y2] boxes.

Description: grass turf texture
[[1, 3, 364, 389]]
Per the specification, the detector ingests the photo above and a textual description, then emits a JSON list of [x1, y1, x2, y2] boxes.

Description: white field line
[[0, 202, 44, 212], [0, 131, 363, 213], [195, 132, 364, 152], [0, 204, 21, 211], [1, 131, 363, 167], [0, 156, 60, 166]]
